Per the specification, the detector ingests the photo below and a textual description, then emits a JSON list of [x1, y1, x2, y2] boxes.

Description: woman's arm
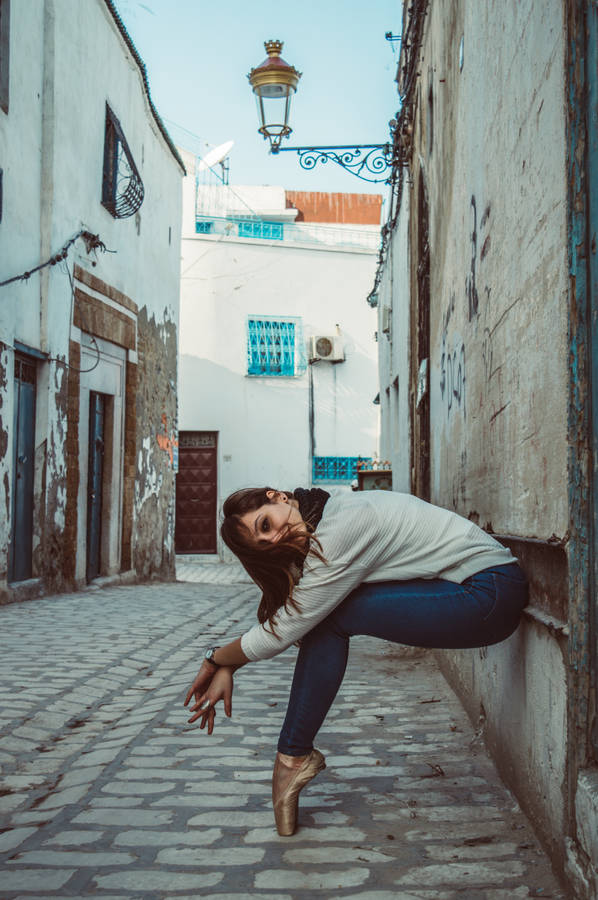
[[210, 637, 250, 668]]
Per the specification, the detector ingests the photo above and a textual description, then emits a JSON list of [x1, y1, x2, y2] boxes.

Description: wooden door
[[86, 392, 106, 581], [175, 432, 217, 553]]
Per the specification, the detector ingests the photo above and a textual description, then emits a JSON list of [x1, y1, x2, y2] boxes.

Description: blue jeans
[[278, 562, 527, 756]]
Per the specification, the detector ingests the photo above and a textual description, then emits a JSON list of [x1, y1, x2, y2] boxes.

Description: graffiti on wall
[[438, 196, 495, 420], [156, 412, 179, 470], [440, 337, 466, 416], [466, 197, 492, 322], [466, 196, 479, 320]]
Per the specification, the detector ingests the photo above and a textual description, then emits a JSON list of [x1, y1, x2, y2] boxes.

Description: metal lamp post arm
[[272, 143, 394, 183]]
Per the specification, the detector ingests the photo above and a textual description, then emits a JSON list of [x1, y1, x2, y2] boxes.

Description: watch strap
[[205, 646, 220, 667]]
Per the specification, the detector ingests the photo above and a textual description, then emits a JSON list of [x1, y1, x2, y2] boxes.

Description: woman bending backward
[[184, 487, 527, 836]]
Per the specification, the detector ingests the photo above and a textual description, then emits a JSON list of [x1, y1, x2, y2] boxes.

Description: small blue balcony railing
[[312, 456, 373, 482], [194, 215, 380, 251], [238, 220, 283, 241]]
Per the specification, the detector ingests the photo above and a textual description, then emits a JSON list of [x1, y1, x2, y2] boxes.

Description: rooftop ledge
[[193, 215, 381, 253]]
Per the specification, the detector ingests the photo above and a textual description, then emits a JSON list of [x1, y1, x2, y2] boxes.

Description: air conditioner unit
[[310, 334, 345, 363]]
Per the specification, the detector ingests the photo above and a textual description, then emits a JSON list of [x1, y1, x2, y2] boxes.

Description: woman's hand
[[185, 666, 234, 734], [184, 660, 218, 711]]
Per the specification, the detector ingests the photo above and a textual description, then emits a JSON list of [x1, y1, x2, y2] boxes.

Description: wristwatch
[[204, 646, 220, 667]]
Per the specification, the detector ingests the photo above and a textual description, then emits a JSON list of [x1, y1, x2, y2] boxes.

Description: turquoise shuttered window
[[313, 457, 373, 482], [247, 317, 305, 376]]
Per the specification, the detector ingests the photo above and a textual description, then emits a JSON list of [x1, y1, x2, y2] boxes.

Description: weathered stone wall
[[378, 0, 571, 877], [0, 342, 10, 584], [39, 356, 72, 594], [421, 0, 569, 865], [133, 309, 178, 581]]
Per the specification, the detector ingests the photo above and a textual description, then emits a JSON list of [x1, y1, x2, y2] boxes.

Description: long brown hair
[[220, 487, 325, 633]]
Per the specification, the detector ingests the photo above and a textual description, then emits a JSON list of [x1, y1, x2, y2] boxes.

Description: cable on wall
[[0, 230, 112, 288], [367, 0, 430, 307]]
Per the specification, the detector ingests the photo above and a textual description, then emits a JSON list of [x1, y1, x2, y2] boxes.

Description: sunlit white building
[[177, 149, 382, 556]]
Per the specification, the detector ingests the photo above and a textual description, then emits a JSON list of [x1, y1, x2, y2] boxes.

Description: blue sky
[[115, 0, 402, 198]]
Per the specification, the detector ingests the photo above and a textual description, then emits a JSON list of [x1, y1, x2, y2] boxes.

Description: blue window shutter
[[247, 318, 297, 376]]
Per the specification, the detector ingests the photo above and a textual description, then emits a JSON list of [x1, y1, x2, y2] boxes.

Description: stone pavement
[[0, 561, 568, 900]]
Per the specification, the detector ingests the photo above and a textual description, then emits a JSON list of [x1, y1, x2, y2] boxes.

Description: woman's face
[[240, 491, 305, 546]]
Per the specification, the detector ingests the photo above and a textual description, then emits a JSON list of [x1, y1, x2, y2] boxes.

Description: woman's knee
[[300, 612, 350, 650]]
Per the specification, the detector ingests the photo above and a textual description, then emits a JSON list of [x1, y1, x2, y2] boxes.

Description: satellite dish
[[197, 140, 234, 172]]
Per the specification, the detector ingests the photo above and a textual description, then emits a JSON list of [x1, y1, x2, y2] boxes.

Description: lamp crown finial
[[265, 39, 283, 56]]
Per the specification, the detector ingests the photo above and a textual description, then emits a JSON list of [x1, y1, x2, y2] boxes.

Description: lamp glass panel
[[259, 83, 291, 99], [255, 91, 293, 136]]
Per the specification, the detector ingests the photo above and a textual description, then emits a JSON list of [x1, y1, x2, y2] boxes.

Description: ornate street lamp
[[247, 40, 302, 153], [247, 40, 395, 184]]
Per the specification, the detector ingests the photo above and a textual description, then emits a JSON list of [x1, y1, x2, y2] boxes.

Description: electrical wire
[[0, 230, 113, 288], [367, 0, 430, 307], [62, 258, 101, 374], [1, 229, 113, 374]]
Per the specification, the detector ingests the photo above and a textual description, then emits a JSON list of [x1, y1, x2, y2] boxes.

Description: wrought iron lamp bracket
[[273, 143, 394, 183]]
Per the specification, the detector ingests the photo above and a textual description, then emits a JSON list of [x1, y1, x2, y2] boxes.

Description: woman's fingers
[[206, 706, 216, 735], [198, 704, 215, 733], [184, 677, 205, 707], [187, 693, 211, 724], [184, 662, 217, 707]]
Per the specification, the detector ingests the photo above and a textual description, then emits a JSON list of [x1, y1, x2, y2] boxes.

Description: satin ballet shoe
[[272, 749, 326, 836]]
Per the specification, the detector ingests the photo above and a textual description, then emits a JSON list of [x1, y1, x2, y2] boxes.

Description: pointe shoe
[[272, 749, 326, 836]]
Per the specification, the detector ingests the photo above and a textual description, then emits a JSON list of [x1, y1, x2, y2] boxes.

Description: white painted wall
[[179, 155, 380, 553], [0, 0, 183, 588], [378, 184, 410, 492]]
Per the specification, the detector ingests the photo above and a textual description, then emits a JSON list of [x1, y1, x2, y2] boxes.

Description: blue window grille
[[247, 317, 306, 376], [312, 456, 373, 482], [247, 318, 294, 375], [196, 220, 214, 234], [238, 220, 283, 241]]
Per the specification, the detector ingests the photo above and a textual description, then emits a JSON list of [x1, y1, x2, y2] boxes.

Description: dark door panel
[[175, 433, 217, 553], [86, 392, 106, 581]]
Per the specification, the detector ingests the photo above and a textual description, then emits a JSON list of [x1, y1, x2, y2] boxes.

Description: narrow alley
[[0, 565, 566, 899]]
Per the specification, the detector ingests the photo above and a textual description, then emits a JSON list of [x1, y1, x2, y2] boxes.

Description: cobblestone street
[[0, 562, 567, 899]]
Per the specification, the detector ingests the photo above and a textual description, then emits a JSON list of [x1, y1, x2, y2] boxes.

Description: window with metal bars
[[101, 104, 145, 219], [246, 316, 305, 376], [312, 456, 372, 482]]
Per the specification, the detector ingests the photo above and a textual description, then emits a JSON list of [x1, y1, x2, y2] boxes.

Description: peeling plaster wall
[[0, 343, 11, 580], [40, 360, 70, 593], [378, 0, 571, 872], [0, 1, 45, 596], [133, 310, 178, 580], [0, 0, 182, 598]]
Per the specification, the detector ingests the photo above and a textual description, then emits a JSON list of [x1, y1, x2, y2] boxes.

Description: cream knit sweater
[[240, 490, 514, 661]]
